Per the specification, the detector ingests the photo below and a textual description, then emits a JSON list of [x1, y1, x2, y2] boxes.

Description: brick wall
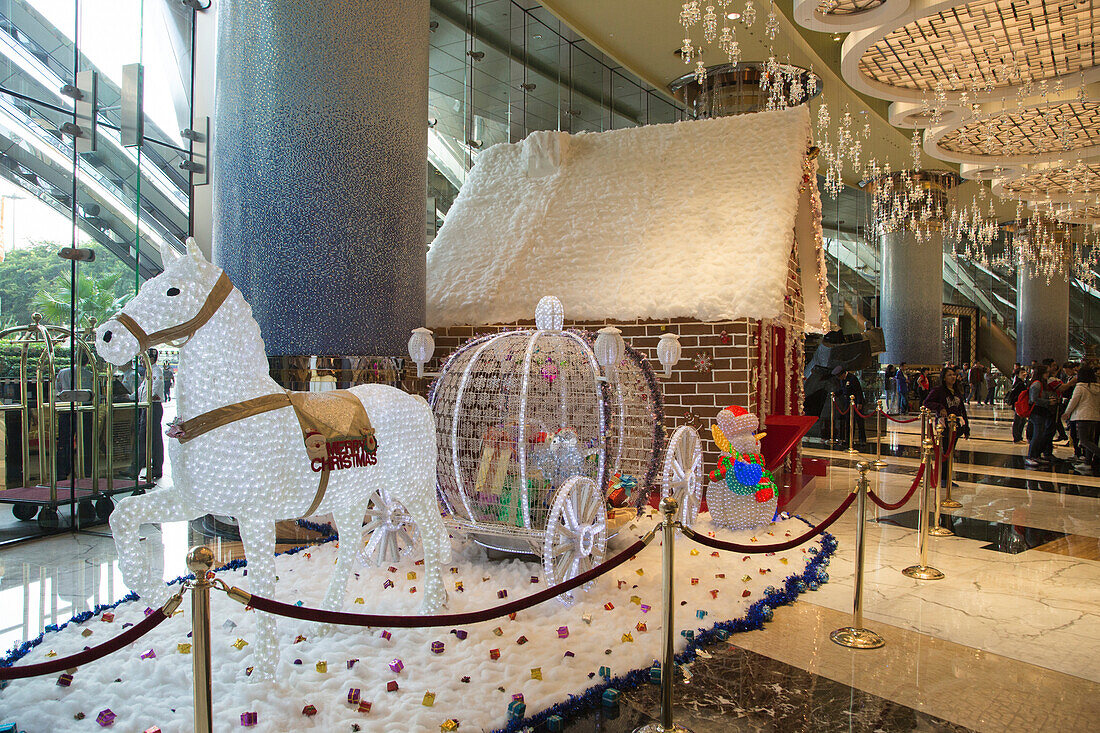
[[419, 244, 808, 477]]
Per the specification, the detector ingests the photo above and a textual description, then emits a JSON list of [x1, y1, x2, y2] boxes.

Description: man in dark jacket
[[835, 367, 867, 445], [1007, 367, 1029, 443]]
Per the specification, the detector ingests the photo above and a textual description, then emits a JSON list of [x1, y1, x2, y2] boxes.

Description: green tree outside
[[0, 242, 138, 327]]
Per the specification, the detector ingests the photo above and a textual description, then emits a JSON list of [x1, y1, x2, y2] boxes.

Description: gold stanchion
[[920, 407, 928, 445], [830, 391, 836, 445], [831, 461, 885, 649], [928, 422, 954, 537], [187, 546, 215, 733], [941, 414, 963, 509], [903, 437, 945, 580], [873, 399, 887, 468], [847, 395, 857, 454], [634, 497, 693, 733]]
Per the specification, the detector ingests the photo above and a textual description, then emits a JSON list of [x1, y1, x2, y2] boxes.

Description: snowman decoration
[[706, 405, 779, 530]]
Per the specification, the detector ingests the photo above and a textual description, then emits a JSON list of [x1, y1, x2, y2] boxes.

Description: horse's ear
[[185, 237, 209, 262], [158, 240, 183, 264]]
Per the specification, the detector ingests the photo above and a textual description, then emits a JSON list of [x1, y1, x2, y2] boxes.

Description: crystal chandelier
[[678, 1, 760, 82]]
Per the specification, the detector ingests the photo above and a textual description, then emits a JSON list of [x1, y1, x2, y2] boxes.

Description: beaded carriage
[[427, 297, 703, 599]]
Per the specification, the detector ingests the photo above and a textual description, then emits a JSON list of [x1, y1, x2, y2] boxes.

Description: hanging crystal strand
[[704, 5, 718, 42], [695, 59, 708, 83], [742, 0, 756, 27], [789, 68, 803, 107], [765, 2, 780, 40], [807, 65, 818, 96], [681, 38, 694, 64]]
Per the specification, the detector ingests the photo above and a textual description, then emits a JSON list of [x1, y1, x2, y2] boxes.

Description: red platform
[[761, 414, 820, 510]]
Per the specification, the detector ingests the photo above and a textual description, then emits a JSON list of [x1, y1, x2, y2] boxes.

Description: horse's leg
[[314, 502, 364, 637], [237, 518, 278, 681], [401, 485, 451, 614], [109, 488, 193, 606]]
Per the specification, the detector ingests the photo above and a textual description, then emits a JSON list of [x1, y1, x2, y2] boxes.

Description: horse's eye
[[167, 287, 180, 297]]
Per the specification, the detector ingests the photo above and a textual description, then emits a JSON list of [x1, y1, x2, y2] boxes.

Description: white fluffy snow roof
[[427, 105, 826, 329]]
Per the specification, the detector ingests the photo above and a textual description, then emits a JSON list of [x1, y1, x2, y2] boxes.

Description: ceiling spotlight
[[726, 12, 741, 20], [831, 33, 843, 42]]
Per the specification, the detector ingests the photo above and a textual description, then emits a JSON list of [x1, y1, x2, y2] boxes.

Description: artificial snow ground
[[0, 511, 831, 732]]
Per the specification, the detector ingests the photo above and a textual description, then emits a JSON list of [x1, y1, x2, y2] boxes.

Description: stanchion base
[[847, 449, 859, 455], [940, 499, 963, 509], [634, 723, 695, 733], [902, 565, 945, 580], [872, 459, 887, 468], [829, 626, 886, 649], [928, 526, 955, 537]]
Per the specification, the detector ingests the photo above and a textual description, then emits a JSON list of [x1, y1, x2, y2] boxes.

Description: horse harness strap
[[116, 271, 234, 351], [173, 393, 293, 444], [171, 390, 376, 518]]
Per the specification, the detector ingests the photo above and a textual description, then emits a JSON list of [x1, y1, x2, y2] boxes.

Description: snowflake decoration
[[693, 352, 713, 373]]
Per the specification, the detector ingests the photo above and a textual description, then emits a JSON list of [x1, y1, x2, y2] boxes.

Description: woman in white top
[[1063, 364, 1100, 473]]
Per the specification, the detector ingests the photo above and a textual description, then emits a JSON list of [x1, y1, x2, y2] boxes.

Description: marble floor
[[2, 403, 1098, 731]]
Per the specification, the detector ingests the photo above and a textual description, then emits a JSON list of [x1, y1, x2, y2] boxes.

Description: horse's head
[[96, 239, 230, 365]]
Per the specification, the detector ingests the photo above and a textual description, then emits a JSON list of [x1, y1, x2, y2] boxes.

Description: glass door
[[0, 0, 194, 546]]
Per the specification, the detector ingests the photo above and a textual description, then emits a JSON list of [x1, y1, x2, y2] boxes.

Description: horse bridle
[[113, 271, 234, 351]]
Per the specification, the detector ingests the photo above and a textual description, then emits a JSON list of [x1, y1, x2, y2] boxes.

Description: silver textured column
[[212, 0, 429, 358], [1017, 264, 1069, 363], [880, 229, 943, 365]]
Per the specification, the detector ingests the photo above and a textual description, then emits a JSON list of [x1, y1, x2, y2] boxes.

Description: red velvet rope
[[832, 398, 851, 415], [867, 462, 925, 510], [231, 536, 652, 627], [0, 603, 173, 680], [679, 492, 856, 554], [882, 412, 921, 423], [855, 406, 874, 419]]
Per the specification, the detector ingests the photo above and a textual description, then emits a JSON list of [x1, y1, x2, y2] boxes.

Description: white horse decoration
[[95, 239, 449, 679]]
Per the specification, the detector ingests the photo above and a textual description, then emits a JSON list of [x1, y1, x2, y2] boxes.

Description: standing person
[[884, 364, 898, 414], [1023, 364, 1058, 467], [1063, 365, 1100, 474], [1044, 360, 1071, 442], [967, 362, 985, 404], [55, 354, 95, 482], [916, 368, 930, 402], [1008, 367, 1029, 443], [839, 367, 867, 446], [984, 367, 998, 405], [829, 366, 847, 445], [958, 363, 971, 403], [924, 366, 970, 485], [163, 365, 174, 402], [896, 365, 910, 414], [121, 348, 164, 482], [1059, 362, 1079, 448]]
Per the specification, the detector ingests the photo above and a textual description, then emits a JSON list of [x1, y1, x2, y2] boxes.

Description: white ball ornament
[[95, 243, 450, 680]]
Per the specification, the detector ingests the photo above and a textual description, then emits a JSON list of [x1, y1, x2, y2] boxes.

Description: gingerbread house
[[424, 104, 829, 478]]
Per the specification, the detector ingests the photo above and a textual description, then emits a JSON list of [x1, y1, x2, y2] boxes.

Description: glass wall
[[426, 0, 682, 239], [0, 0, 194, 544]]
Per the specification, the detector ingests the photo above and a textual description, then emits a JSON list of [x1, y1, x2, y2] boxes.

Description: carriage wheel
[[358, 489, 421, 566], [543, 476, 607, 605], [662, 425, 704, 529]]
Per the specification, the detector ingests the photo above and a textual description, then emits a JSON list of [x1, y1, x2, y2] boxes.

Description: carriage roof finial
[[534, 296, 564, 331]]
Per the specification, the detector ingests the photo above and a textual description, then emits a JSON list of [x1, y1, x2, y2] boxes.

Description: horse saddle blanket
[[287, 391, 377, 472], [170, 389, 377, 473]]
